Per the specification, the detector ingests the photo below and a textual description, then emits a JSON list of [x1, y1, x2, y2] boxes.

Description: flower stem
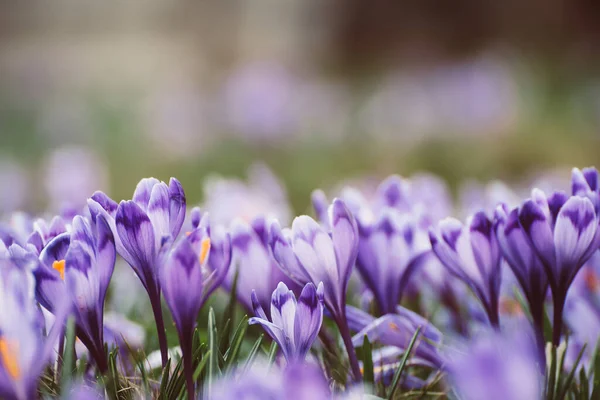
[[552, 290, 566, 347], [149, 292, 169, 368], [335, 313, 362, 383]]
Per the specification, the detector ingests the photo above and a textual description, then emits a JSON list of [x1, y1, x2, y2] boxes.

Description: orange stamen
[[200, 238, 211, 264], [0, 338, 20, 379], [52, 259, 66, 280]]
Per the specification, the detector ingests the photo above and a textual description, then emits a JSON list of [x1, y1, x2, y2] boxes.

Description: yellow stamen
[[185, 231, 192, 237], [52, 259, 66, 280], [389, 322, 401, 333], [584, 268, 599, 292], [0, 338, 20, 379], [200, 238, 211, 264]]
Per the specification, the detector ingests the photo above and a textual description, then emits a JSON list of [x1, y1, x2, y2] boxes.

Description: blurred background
[[1, 0, 600, 214]]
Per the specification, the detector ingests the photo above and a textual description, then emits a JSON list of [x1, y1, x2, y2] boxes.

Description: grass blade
[[360, 335, 375, 388], [388, 326, 422, 400], [242, 334, 264, 373], [207, 307, 220, 398], [223, 315, 249, 371], [267, 341, 278, 371]]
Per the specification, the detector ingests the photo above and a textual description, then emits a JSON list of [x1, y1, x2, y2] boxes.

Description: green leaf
[[388, 326, 422, 400], [242, 334, 264, 373], [60, 317, 76, 390], [193, 350, 211, 381], [578, 367, 589, 400], [207, 307, 221, 398], [267, 341, 279, 372], [223, 315, 249, 371], [360, 335, 375, 388], [158, 358, 172, 400], [556, 344, 586, 400], [220, 268, 240, 352]]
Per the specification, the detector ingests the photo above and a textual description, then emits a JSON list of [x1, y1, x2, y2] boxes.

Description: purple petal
[[94, 214, 116, 296], [132, 178, 160, 210], [89, 191, 118, 217], [293, 282, 324, 359], [311, 189, 329, 227], [270, 282, 296, 341], [519, 199, 557, 271], [554, 196, 598, 276], [147, 182, 171, 248], [115, 201, 156, 285], [168, 177, 186, 238], [39, 232, 70, 268], [270, 221, 311, 284], [161, 238, 204, 333], [329, 198, 359, 293]]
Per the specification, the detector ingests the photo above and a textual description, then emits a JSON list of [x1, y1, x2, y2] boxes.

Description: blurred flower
[[222, 62, 298, 141], [250, 282, 324, 363], [0, 259, 69, 400], [88, 177, 186, 367], [228, 217, 300, 314], [518, 189, 600, 344], [355, 209, 432, 315], [43, 146, 108, 212], [446, 330, 543, 400], [349, 305, 443, 369], [202, 163, 292, 226], [429, 212, 502, 327], [208, 360, 330, 400], [0, 159, 29, 213]]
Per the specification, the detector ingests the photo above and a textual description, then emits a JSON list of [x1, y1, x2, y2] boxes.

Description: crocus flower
[[62, 215, 116, 372], [271, 198, 362, 380], [0, 259, 69, 400], [446, 330, 543, 400], [495, 204, 548, 358], [87, 177, 186, 367], [572, 167, 600, 210], [355, 209, 432, 314], [249, 282, 324, 363], [518, 189, 600, 344], [349, 305, 443, 369], [429, 212, 502, 327], [228, 217, 300, 314], [160, 225, 231, 400]]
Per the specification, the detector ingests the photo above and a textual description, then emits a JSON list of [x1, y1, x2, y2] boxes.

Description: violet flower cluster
[[0, 165, 600, 399]]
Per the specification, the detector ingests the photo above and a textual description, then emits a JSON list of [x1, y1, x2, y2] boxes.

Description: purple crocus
[[160, 225, 231, 400], [63, 215, 116, 372], [270, 198, 363, 380], [87, 177, 186, 367], [429, 212, 502, 327], [348, 305, 443, 369], [446, 330, 543, 400], [495, 204, 548, 357], [228, 217, 300, 315], [356, 209, 432, 314], [249, 282, 324, 363], [518, 189, 600, 344], [0, 260, 69, 400]]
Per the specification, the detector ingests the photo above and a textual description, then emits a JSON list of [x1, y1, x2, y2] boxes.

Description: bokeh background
[[1, 1, 600, 214]]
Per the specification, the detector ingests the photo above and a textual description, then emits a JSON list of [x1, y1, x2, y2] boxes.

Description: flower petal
[[293, 282, 324, 359], [168, 178, 186, 238], [132, 178, 160, 210], [115, 201, 156, 285], [554, 196, 598, 279]]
